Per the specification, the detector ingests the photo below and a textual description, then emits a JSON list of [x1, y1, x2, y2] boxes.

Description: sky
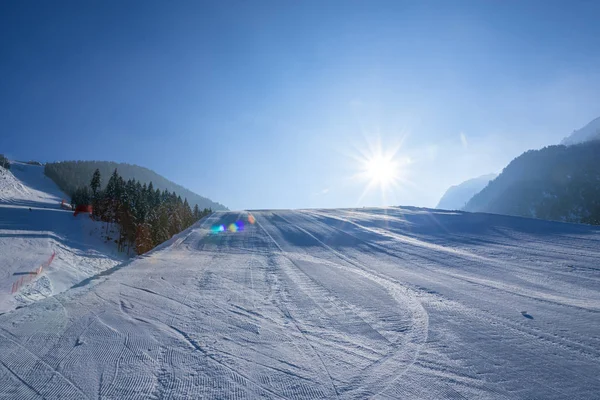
[[1, 0, 600, 210]]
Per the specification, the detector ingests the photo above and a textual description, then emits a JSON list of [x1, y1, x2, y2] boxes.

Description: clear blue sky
[[2, 0, 599, 210]]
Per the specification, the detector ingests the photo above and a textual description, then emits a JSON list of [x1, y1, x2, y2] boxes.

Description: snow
[[0, 162, 64, 206], [0, 162, 125, 313], [1, 206, 599, 398]]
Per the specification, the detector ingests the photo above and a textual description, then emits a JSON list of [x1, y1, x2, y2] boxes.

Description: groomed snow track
[[0, 208, 599, 399]]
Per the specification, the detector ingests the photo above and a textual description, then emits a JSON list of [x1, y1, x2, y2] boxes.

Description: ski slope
[[0, 163, 125, 312], [0, 208, 599, 399]]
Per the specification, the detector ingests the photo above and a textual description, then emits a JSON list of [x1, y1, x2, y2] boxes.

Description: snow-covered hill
[[0, 207, 598, 398], [0, 162, 126, 313], [436, 173, 497, 210], [0, 161, 65, 205]]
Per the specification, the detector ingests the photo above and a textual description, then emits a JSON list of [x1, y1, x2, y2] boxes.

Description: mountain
[[44, 161, 227, 211], [436, 173, 497, 210], [561, 116, 600, 145], [464, 141, 600, 224]]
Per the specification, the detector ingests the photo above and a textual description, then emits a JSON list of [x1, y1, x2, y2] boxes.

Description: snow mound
[[0, 161, 126, 313]]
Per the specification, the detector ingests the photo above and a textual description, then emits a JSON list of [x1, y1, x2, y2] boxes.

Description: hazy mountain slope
[[464, 141, 600, 224], [0, 163, 124, 312], [0, 207, 599, 398], [436, 173, 497, 210], [45, 161, 227, 210], [561, 116, 600, 145]]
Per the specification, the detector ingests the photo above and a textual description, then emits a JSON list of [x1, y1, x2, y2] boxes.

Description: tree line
[[71, 168, 211, 255], [45, 160, 226, 211], [0, 154, 10, 169], [465, 140, 600, 225]]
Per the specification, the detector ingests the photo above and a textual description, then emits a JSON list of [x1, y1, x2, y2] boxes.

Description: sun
[[349, 135, 412, 205], [364, 154, 398, 187]]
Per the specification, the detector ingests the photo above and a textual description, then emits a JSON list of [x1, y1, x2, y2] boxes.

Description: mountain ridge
[[436, 173, 497, 211], [561, 115, 600, 145], [44, 160, 227, 211], [464, 141, 600, 224]]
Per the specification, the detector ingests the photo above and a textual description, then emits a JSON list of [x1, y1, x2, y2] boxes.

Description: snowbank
[[0, 162, 126, 312]]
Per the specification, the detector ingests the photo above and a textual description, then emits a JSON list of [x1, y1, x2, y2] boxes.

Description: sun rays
[[350, 135, 413, 205]]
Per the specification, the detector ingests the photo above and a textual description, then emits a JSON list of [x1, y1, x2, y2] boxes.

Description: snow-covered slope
[[0, 165, 29, 201], [436, 173, 497, 210], [561, 115, 600, 145], [0, 161, 70, 206], [0, 163, 125, 312], [0, 207, 598, 399]]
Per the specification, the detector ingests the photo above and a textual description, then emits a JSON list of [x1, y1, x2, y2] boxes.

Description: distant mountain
[[45, 161, 227, 211], [561, 116, 600, 145], [436, 174, 497, 211], [464, 141, 600, 224]]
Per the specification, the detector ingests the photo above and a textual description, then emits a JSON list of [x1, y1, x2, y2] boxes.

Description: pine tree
[[168, 206, 183, 237], [71, 186, 91, 208], [0, 154, 11, 170], [101, 169, 121, 236], [135, 223, 154, 254], [155, 205, 171, 244], [147, 182, 155, 208], [118, 203, 136, 253], [90, 169, 102, 219], [154, 188, 161, 209], [161, 189, 170, 203], [182, 198, 193, 227], [90, 169, 101, 196], [105, 169, 119, 201]]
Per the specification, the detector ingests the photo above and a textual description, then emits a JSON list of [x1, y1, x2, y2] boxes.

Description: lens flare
[[248, 214, 256, 224], [211, 220, 246, 234], [210, 224, 226, 234], [236, 220, 245, 231]]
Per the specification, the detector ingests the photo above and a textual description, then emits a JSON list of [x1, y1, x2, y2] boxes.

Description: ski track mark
[[267, 211, 430, 398]]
